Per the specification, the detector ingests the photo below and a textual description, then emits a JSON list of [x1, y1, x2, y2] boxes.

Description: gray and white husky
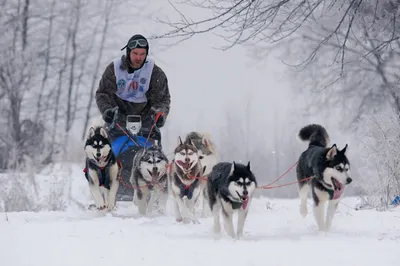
[[207, 161, 257, 239], [130, 145, 169, 216], [169, 137, 204, 224], [184, 132, 219, 217], [296, 124, 352, 232], [84, 122, 119, 211]]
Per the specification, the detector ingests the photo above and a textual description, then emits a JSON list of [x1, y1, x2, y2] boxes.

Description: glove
[[154, 111, 166, 128], [102, 107, 117, 124]]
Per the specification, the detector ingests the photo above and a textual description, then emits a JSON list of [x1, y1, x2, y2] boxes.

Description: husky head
[[84, 126, 112, 167], [322, 144, 352, 194], [174, 136, 200, 173], [227, 161, 257, 206], [185, 132, 218, 175], [135, 146, 169, 183]]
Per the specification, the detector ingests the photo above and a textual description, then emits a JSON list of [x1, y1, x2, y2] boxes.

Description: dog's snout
[[243, 190, 248, 196], [185, 157, 190, 162], [152, 167, 158, 172], [346, 177, 352, 184], [96, 152, 101, 158]]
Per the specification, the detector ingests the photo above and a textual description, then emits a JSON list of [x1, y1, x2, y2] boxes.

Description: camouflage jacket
[[95, 55, 171, 128]]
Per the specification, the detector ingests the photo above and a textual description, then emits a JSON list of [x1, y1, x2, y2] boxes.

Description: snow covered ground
[[1, 164, 399, 266]]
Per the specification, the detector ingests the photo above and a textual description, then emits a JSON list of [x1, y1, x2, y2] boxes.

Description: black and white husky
[[184, 132, 219, 217], [84, 122, 119, 211], [130, 145, 169, 216], [169, 137, 204, 224], [207, 161, 257, 239], [296, 124, 352, 232]]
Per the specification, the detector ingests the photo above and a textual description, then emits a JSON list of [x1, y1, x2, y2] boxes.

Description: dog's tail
[[298, 124, 329, 148]]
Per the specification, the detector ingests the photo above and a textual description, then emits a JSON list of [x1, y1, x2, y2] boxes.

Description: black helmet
[[121, 34, 149, 58]]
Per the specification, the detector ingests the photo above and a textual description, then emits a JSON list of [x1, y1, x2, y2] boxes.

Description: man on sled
[[95, 34, 171, 201]]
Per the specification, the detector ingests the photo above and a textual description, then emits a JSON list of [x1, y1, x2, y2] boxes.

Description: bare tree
[[82, 0, 115, 139], [355, 110, 400, 210], [153, 1, 400, 123]]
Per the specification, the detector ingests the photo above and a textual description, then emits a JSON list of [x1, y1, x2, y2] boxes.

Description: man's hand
[[154, 111, 166, 128], [151, 107, 166, 128], [102, 107, 117, 123]]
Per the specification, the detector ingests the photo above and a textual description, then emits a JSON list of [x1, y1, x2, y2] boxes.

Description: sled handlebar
[[108, 106, 120, 130], [107, 106, 161, 142]]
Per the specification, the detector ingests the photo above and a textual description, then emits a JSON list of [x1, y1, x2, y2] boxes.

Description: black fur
[[131, 146, 169, 199], [298, 124, 329, 148], [85, 127, 111, 152], [297, 125, 349, 185], [84, 126, 117, 189], [296, 124, 351, 203], [207, 162, 257, 211]]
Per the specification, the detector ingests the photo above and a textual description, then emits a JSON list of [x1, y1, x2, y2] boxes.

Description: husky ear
[[99, 127, 108, 139], [88, 127, 95, 139], [230, 161, 236, 175], [341, 144, 348, 154], [178, 136, 183, 145], [246, 161, 251, 171], [326, 144, 337, 160], [202, 135, 209, 147], [186, 137, 195, 147]]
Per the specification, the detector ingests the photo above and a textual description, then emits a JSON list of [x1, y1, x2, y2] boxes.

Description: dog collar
[[231, 201, 243, 210]]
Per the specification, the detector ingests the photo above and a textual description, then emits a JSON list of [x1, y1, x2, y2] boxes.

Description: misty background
[[1, 0, 399, 211]]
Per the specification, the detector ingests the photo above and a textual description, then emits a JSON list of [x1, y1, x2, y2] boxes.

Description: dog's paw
[[97, 205, 106, 210], [176, 217, 183, 223], [299, 204, 308, 217], [106, 204, 115, 211]]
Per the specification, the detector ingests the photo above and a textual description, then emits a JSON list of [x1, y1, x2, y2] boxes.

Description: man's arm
[[148, 64, 171, 116], [95, 62, 117, 114]]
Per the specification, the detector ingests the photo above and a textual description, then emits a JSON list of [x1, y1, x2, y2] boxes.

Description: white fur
[[299, 162, 351, 232], [133, 182, 168, 216], [213, 195, 254, 239], [227, 177, 256, 201], [85, 143, 112, 169], [322, 165, 351, 188], [87, 162, 119, 211], [213, 177, 256, 239], [196, 135, 219, 218], [84, 125, 119, 211], [169, 150, 203, 224], [174, 149, 199, 173], [131, 158, 169, 216]]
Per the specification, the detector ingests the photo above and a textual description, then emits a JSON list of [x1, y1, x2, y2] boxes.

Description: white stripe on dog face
[[174, 147, 199, 172], [228, 177, 256, 200]]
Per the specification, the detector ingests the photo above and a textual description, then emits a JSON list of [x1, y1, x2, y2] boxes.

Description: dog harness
[[231, 201, 243, 210], [83, 155, 117, 190], [174, 173, 200, 200]]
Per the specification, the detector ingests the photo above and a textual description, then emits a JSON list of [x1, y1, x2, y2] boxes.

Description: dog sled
[[105, 107, 163, 201]]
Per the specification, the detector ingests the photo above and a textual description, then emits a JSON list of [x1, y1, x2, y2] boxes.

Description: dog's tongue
[[177, 160, 190, 170], [242, 197, 249, 210], [152, 173, 159, 182], [333, 182, 344, 199]]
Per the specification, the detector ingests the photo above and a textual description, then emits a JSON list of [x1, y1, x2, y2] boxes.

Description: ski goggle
[[121, 39, 148, 50]]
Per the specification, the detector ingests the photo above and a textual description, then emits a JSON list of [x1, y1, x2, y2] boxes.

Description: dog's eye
[[147, 160, 153, 164], [335, 166, 342, 171], [188, 152, 193, 156], [236, 182, 243, 186], [180, 152, 185, 156], [156, 159, 161, 163], [245, 182, 251, 186]]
